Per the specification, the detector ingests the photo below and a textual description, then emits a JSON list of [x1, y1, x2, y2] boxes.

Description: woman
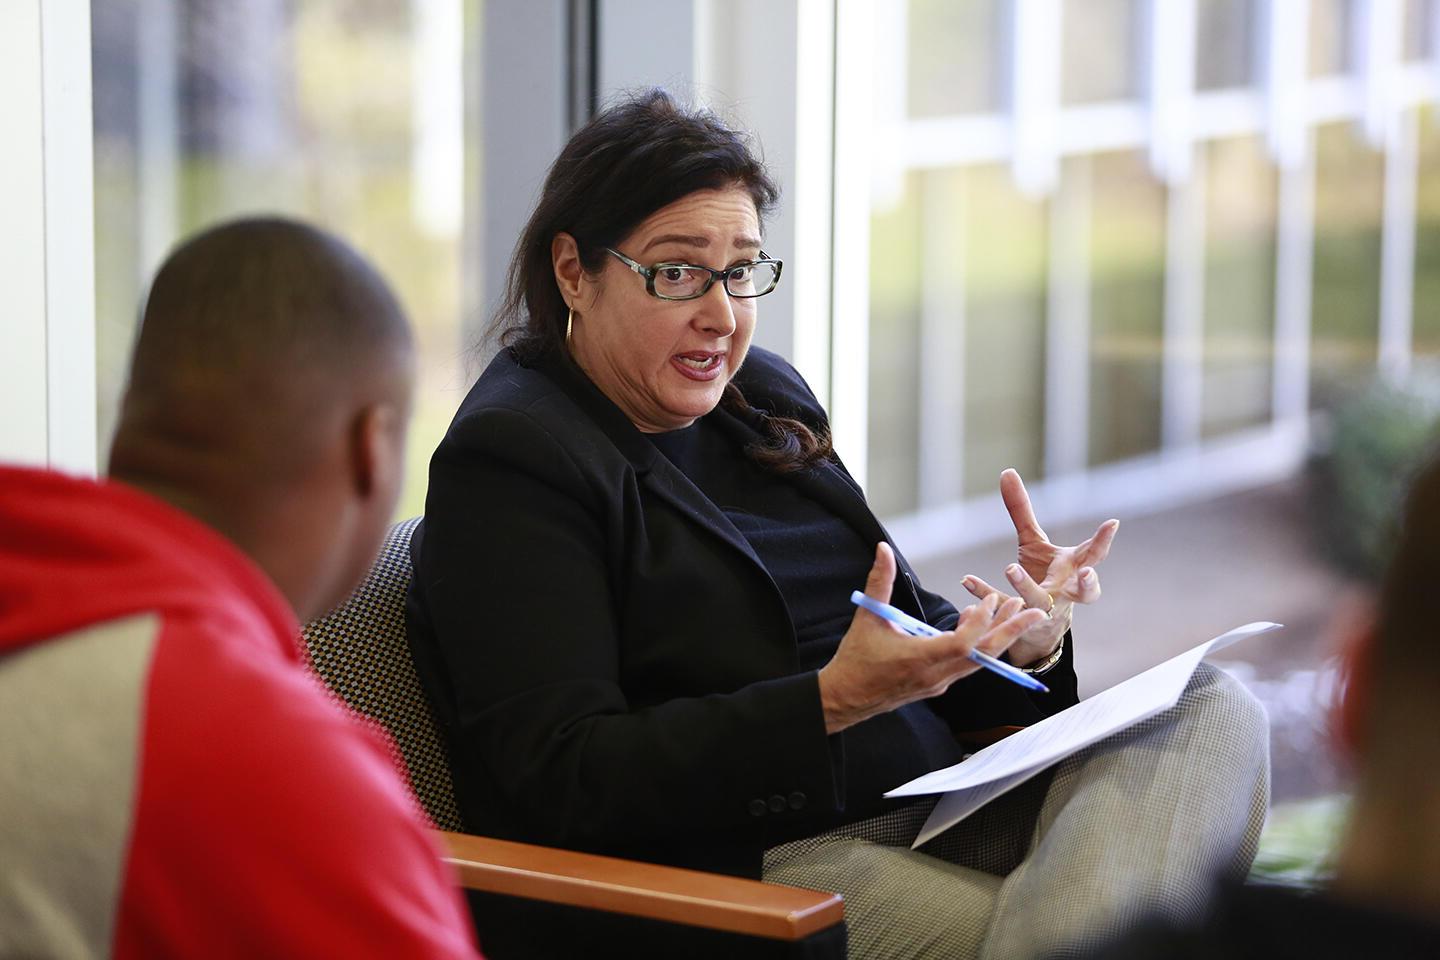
[[407, 91, 1268, 959]]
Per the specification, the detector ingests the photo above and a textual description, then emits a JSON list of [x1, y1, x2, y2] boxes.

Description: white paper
[[887, 621, 1283, 849]]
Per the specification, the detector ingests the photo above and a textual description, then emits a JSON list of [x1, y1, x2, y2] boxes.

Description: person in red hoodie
[[0, 218, 480, 958]]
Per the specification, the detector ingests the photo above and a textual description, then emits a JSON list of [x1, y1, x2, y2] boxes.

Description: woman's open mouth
[[671, 352, 726, 381]]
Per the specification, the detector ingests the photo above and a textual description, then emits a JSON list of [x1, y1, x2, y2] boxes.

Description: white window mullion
[[1010, 0, 1061, 195], [917, 172, 966, 509], [0, 0, 96, 474], [1272, 128, 1317, 423], [1379, 106, 1420, 380], [0, 0, 49, 468], [830, 0, 875, 487], [1043, 156, 1092, 488], [1261, 0, 1311, 171], [1161, 145, 1207, 452], [790, 0, 836, 405], [1354, 0, 1403, 149], [41, 0, 96, 474], [1145, 0, 1197, 185]]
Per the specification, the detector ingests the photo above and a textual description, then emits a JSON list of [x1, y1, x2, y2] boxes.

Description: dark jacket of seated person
[[406, 344, 1079, 881]]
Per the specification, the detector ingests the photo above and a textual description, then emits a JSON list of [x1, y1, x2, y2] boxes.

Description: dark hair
[[490, 89, 831, 474]]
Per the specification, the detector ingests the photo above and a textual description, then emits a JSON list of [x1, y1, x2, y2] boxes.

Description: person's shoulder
[[457, 346, 563, 417], [733, 347, 826, 422], [148, 606, 399, 780], [125, 616, 477, 957], [448, 348, 595, 446]]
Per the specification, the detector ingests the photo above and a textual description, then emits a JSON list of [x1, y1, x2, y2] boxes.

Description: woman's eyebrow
[[640, 233, 709, 254], [639, 233, 764, 255]]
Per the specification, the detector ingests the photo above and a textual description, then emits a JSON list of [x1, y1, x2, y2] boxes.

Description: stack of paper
[[886, 621, 1282, 848]]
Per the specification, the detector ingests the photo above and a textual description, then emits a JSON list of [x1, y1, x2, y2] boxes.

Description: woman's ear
[[552, 232, 585, 307]]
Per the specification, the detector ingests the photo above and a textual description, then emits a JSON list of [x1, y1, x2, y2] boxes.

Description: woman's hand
[[962, 469, 1119, 667], [818, 543, 1047, 735]]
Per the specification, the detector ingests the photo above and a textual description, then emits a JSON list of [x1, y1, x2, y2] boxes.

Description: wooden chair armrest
[[955, 724, 1025, 751], [437, 830, 843, 941]]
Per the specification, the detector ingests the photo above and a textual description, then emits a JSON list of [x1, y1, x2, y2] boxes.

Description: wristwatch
[[1020, 635, 1066, 676]]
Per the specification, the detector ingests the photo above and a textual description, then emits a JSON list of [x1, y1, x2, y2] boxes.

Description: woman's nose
[[693, 279, 737, 336]]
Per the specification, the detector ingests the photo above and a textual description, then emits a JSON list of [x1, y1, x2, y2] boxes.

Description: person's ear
[[349, 402, 404, 502], [1332, 601, 1378, 761], [552, 232, 586, 308]]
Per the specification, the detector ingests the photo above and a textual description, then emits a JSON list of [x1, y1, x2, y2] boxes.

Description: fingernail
[[1006, 565, 1022, 581], [1079, 569, 1092, 582]]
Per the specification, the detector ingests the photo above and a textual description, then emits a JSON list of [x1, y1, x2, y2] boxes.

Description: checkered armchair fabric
[[301, 517, 464, 832]]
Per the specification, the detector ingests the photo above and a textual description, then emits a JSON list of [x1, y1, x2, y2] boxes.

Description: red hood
[[0, 465, 299, 656]]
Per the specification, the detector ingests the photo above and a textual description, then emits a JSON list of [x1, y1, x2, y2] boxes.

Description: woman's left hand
[[961, 469, 1119, 668]]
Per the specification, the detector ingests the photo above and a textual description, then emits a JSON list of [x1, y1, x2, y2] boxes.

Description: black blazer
[[406, 346, 1078, 881]]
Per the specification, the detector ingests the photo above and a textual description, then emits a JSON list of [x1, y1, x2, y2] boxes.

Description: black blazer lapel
[[536, 350, 776, 577]]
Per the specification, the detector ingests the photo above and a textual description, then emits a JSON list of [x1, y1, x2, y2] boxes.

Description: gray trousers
[[762, 664, 1270, 960]]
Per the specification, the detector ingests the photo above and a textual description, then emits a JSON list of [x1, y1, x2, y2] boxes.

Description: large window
[[838, 0, 1440, 556], [92, 0, 475, 519]]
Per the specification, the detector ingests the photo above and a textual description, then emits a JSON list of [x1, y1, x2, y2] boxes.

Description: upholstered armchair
[[301, 519, 845, 958]]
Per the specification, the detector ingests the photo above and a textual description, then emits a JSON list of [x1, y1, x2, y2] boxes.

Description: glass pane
[[1310, 0, 1356, 77], [1202, 136, 1277, 438], [1310, 122, 1384, 408], [1061, 0, 1140, 105], [867, 171, 925, 517], [864, 164, 1047, 513], [1196, 0, 1257, 90], [1088, 151, 1165, 466], [92, 0, 474, 521], [1414, 107, 1440, 357], [960, 166, 1048, 498], [906, 0, 1003, 117]]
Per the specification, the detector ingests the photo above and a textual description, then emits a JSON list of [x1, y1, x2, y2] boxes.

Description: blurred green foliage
[[1249, 794, 1347, 889], [1313, 365, 1440, 580]]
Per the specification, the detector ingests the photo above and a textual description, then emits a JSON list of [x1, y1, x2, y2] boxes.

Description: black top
[[406, 346, 1079, 882], [648, 418, 948, 845], [1074, 881, 1440, 960], [647, 419, 871, 662]]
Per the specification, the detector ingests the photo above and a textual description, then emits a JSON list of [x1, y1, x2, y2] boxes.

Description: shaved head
[[114, 217, 413, 481], [109, 217, 416, 620]]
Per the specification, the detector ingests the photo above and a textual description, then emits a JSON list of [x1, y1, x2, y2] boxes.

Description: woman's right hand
[[817, 543, 1047, 735]]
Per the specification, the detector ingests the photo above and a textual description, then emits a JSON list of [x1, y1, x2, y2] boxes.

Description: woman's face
[[564, 186, 762, 433]]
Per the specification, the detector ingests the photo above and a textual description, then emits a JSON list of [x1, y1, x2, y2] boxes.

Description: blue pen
[[849, 590, 1050, 694]]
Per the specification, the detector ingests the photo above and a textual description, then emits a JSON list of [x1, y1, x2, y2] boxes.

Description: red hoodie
[[0, 465, 480, 958]]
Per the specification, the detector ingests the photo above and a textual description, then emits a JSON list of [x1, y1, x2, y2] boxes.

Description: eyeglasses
[[603, 247, 784, 301]]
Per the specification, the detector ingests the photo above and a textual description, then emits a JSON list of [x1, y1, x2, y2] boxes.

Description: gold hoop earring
[[565, 307, 574, 344]]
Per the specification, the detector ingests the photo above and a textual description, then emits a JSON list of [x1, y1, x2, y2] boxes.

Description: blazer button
[[768, 794, 787, 814], [788, 791, 808, 810], [748, 798, 768, 817]]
